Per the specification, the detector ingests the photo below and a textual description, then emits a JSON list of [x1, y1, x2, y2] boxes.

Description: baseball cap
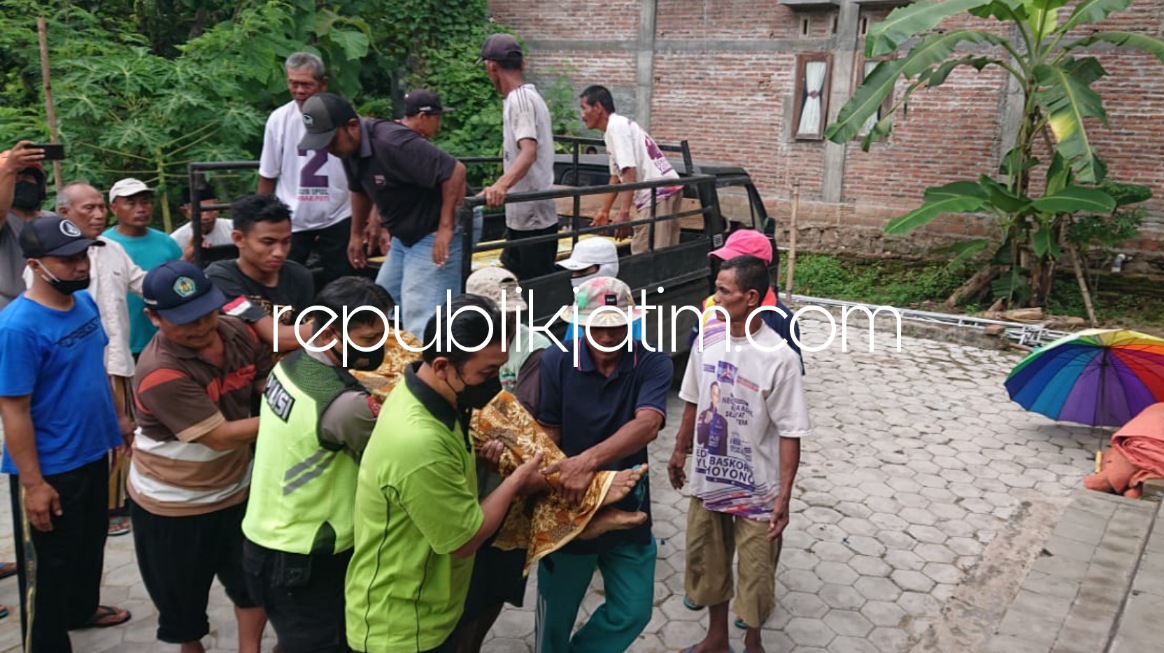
[[298, 93, 359, 151], [142, 260, 227, 325], [557, 237, 618, 271], [556, 276, 645, 328], [478, 33, 523, 64], [108, 178, 154, 203], [709, 229, 773, 264], [403, 89, 454, 116], [465, 266, 527, 312], [20, 213, 105, 258]]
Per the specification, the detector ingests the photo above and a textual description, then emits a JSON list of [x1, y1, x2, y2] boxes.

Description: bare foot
[[578, 508, 647, 540], [601, 464, 648, 507]]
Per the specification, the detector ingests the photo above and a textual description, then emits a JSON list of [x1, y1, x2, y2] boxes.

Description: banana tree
[[826, 0, 1164, 308]]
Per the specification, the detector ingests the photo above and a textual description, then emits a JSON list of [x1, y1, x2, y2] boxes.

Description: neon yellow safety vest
[[242, 350, 361, 555]]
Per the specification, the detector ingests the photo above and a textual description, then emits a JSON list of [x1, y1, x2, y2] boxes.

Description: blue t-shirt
[[537, 339, 672, 554], [102, 227, 182, 353], [0, 292, 122, 476]]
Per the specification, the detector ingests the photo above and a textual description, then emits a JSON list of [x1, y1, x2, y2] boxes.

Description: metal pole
[[785, 183, 800, 303]]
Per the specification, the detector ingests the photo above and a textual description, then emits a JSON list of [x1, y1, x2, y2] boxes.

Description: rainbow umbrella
[[1005, 329, 1164, 427]]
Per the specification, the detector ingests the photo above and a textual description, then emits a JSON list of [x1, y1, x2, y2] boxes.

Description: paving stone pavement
[[0, 322, 1102, 652]]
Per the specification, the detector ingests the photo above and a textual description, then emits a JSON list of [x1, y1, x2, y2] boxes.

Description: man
[[0, 215, 132, 651], [171, 185, 234, 261], [130, 260, 271, 653], [669, 255, 811, 653], [479, 34, 560, 280], [455, 267, 553, 653], [298, 91, 467, 338], [345, 294, 547, 653], [534, 276, 672, 653], [102, 177, 183, 358], [206, 194, 315, 329], [1, 142, 48, 311], [243, 277, 391, 653], [258, 52, 353, 286], [580, 85, 684, 255], [557, 236, 619, 288], [52, 181, 148, 537]]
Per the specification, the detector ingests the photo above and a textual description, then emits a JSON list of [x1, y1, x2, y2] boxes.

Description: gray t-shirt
[[502, 84, 558, 231], [0, 214, 30, 311]]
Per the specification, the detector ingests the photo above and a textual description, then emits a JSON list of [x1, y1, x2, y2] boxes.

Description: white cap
[[108, 178, 154, 203], [465, 266, 528, 312], [558, 237, 619, 271]]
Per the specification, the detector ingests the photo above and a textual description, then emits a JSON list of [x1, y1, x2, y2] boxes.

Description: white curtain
[[860, 61, 880, 136], [798, 61, 828, 136]]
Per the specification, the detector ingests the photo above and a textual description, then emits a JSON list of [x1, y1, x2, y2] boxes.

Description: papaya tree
[[826, 0, 1163, 308]]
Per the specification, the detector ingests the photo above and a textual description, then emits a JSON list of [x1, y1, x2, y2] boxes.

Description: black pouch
[[272, 551, 313, 589]]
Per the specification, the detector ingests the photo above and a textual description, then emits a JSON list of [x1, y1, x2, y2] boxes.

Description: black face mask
[[12, 181, 45, 211], [38, 262, 90, 295], [452, 369, 503, 411], [346, 342, 385, 372]]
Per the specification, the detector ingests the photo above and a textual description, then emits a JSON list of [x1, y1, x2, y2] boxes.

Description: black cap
[[478, 33, 523, 64], [20, 214, 105, 259], [142, 261, 227, 325], [298, 93, 359, 151], [403, 89, 454, 116]]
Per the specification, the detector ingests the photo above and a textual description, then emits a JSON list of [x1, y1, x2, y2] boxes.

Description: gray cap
[[298, 93, 358, 151], [478, 33, 523, 64]]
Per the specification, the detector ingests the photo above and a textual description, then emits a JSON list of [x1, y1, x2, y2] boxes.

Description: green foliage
[[793, 254, 974, 307]]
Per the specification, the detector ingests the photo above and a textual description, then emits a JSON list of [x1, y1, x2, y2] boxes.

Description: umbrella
[[1005, 328, 1164, 427]]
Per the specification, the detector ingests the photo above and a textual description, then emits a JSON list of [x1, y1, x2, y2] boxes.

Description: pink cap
[[708, 229, 772, 264]]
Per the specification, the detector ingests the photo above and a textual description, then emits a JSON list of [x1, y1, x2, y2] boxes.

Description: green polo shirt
[[345, 362, 484, 653]]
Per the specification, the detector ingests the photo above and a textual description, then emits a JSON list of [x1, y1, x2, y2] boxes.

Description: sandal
[[108, 515, 132, 537], [75, 605, 131, 629], [0, 606, 8, 619], [0, 562, 17, 580], [683, 595, 705, 610]]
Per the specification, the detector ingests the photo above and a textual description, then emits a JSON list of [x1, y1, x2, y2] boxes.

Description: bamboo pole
[[785, 182, 800, 303], [37, 16, 63, 193], [1068, 244, 1099, 327]]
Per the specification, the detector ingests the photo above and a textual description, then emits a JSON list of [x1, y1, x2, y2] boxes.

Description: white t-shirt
[[169, 218, 235, 252], [259, 100, 352, 232], [604, 113, 682, 212], [679, 320, 812, 520], [23, 236, 146, 377], [502, 84, 558, 231]]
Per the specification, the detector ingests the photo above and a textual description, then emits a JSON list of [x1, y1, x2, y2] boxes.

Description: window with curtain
[[793, 54, 832, 140]]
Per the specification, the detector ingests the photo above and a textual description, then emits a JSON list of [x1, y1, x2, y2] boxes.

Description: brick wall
[[488, 0, 1164, 262]]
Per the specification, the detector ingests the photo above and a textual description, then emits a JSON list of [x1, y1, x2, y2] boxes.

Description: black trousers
[[10, 457, 109, 653], [290, 217, 356, 287], [501, 224, 559, 280], [243, 539, 352, 653]]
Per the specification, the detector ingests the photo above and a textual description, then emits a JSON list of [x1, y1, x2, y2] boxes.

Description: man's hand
[[118, 414, 137, 453], [347, 237, 367, 269], [591, 208, 610, 227], [541, 453, 596, 505], [768, 497, 791, 542], [363, 215, 381, 257], [482, 181, 509, 208], [668, 449, 687, 490], [24, 480, 62, 532], [432, 226, 453, 266], [611, 208, 632, 240], [379, 227, 391, 257], [478, 439, 506, 472], [511, 449, 548, 495], [1, 141, 45, 174]]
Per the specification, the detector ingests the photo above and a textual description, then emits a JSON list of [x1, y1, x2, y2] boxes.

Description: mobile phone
[[30, 143, 65, 160]]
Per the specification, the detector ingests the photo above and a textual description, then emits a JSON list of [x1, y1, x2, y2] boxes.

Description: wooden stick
[[1068, 243, 1099, 327], [785, 183, 800, 303], [37, 16, 63, 194]]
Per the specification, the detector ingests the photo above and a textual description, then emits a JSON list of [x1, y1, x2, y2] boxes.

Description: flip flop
[[107, 516, 132, 537], [683, 595, 705, 610], [679, 647, 735, 653], [0, 606, 8, 619], [75, 605, 131, 629], [735, 618, 748, 630], [0, 562, 17, 580]]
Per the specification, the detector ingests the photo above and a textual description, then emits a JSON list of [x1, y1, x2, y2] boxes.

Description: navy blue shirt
[[537, 339, 672, 554]]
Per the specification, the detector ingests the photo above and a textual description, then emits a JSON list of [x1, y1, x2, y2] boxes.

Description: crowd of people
[[0, 33, 812, 653]]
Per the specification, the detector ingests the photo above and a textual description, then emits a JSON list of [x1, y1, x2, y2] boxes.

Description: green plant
[[826, 0, 1164, 309]]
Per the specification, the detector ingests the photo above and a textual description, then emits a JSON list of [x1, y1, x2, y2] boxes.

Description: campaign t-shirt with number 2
[[260, 100, 351, 232], [679, 320, 813, 521]]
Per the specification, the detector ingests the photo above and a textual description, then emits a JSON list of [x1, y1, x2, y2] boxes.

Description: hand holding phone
[[29, 143, 65, 160]]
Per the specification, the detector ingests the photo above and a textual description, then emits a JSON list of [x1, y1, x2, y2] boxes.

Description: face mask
[[570, 262, 619, 288], [12, 181, 45, 211], [37, 261, 90, 295], [346, 342, 385, 372], [449, 367, 503, 410]]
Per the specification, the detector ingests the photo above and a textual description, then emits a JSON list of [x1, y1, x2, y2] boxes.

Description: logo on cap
[[59, 221, 82, 238], [173, 277, 197, 298], [303, 114, 315, 128], [605, 293, 618, 306]]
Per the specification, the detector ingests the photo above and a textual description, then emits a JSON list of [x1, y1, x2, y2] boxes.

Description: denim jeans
[[375, 228, 464, 338]]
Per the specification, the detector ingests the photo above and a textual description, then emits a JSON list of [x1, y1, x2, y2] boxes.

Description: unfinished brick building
[[488, 0, 1164, 271]]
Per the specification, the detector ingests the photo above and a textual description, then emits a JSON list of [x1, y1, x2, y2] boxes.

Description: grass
[[784, 253, 1164, 332]]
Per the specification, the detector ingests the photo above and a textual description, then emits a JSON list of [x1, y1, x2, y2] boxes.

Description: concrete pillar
[[821, 1, 860, 203], [636, 0, 658, 129]]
